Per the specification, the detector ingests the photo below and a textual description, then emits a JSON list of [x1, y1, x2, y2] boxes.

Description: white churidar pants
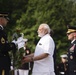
[[14, 69, 29, 75]]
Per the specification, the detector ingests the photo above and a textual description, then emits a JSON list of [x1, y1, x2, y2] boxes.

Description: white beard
[[38, 33, 44, 37]]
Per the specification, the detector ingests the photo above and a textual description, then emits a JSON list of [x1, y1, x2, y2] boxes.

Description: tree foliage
[[0, 0, 76, 62]]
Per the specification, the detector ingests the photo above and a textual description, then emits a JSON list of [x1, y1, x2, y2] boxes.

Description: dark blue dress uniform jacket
[[67, 40, 76, 75], [20, 48, 31, 70], [57, 62, 68, 75], [0, 26, 16, 75]]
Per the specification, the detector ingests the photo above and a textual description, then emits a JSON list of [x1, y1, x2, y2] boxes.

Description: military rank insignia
[[70, 45, 75, 52], [1, 37, 5, 44], [70, 55, 73, 59]]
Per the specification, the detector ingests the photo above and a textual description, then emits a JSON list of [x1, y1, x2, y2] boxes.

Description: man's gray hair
[[40, 23, 51, 34]]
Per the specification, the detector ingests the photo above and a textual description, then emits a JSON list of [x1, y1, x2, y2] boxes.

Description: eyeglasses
[[38, 28, 43, 31]]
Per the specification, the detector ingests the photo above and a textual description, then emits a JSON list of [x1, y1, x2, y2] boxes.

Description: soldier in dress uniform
[[57, 54, 68, 75], [0, 12, 16, 75], [19, 41, 31, 75], [66, 25, 76, 75]]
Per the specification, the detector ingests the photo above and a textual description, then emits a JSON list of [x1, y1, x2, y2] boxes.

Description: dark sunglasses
[[63, 57, 67, 59], [67, 33, 72, 35]]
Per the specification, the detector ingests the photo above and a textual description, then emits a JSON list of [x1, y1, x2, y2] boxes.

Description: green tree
[[15, 0, 76, 59], [0, 0, 76, 63]]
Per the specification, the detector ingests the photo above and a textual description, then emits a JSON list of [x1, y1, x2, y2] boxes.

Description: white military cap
[[60, 54, 67, 58]]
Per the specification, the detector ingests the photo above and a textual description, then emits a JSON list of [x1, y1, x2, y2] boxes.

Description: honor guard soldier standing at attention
[[57, 54, 68, 75], [0, 12, 16, 75], [66, 25, 76, 75]]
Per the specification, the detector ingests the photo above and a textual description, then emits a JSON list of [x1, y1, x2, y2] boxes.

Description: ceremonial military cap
[[60, 54, 67, 58], [67, 25, 76, 34], [0, 12, 9, 20]]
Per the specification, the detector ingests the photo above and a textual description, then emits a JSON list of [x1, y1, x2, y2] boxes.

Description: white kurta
[[32, 34, 55, 75]]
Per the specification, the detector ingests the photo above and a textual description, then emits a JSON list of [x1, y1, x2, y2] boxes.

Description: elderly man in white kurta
[[22, 23, 56, 75], [32, 33, 55, 75]]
